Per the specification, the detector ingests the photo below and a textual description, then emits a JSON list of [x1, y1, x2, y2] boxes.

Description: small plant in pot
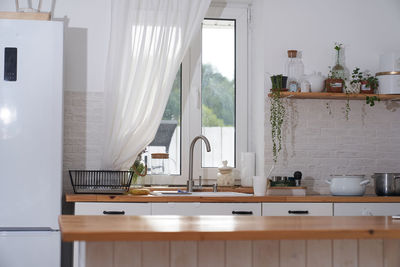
[[325, 66, 344, 93], [270, 74, 288, 92], [361, 73, 379, 94]]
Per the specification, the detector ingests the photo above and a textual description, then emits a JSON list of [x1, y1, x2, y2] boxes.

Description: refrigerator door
[[0, 20, 63, 229], [0, 231, 60, 267]]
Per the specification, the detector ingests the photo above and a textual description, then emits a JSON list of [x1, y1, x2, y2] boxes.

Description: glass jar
[[151, 153, 169, 175], [285, 50, 304, 92]]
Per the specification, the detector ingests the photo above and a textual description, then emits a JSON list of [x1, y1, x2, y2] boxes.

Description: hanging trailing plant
[[269, 75, 285, 163]]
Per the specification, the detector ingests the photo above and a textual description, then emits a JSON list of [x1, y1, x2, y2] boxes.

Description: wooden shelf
[[0, 12, 50, 21], [267, 92, 400, 100]]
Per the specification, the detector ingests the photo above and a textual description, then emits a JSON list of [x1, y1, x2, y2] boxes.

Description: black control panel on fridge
[[4, 47, 17, 81]]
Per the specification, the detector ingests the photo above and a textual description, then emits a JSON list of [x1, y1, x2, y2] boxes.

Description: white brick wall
[[265, 96, 400, 195], [63, 91, 104, 193]]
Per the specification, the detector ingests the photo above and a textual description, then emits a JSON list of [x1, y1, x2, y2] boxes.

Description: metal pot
[[373, 173, 400, 196]]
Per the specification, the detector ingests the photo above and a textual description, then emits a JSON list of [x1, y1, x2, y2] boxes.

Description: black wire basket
[[69, 170, 133, 194]]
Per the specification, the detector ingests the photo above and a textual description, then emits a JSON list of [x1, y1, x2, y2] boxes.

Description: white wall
[[262, 0, 400, 194]]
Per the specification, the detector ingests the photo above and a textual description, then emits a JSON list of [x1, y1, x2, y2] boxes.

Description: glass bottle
[[331, 44, 349, 80], [286, 50, 304, 92]]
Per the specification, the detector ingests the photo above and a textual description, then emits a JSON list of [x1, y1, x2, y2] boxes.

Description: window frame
[[149, 4, 249, 185]]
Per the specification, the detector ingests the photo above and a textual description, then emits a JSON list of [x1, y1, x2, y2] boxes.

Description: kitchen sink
[[151, 191, 252, 197]]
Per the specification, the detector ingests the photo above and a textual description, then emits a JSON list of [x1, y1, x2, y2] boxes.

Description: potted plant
[[361, 73, 379, 94], [269, 75, 286, 163], [270, 74, 288, 91], [325, 66, 344, 93]]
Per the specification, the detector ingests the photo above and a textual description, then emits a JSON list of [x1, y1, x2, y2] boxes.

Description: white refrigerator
[[0, 18, 63, 266]]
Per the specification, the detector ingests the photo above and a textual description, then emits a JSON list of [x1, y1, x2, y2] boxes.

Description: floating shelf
[[267, 92, 400, 100]]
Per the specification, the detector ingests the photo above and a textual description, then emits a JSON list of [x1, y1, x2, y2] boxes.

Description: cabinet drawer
[[262, 203, 333, 216], [334, 203, 400, 216], [75, 202, 151, 215], [151, 203, 261, 216]]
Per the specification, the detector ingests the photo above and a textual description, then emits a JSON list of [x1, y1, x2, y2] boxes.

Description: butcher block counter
[[63, 215, 400, 267], [66, 193, 400, 203], [60, 215, 400, 242]]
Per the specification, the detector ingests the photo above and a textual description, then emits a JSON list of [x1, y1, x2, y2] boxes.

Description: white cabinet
[[334, 203, 400, 216], [262, 203, 333, 216], [75, 202, 151, 215], [151, 203, 261, 215]]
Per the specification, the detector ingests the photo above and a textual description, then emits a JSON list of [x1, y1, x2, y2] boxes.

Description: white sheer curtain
[[101, 0, 211, 169]]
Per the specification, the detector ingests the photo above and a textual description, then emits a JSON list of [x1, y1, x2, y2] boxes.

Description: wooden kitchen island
[[60, 215, 400, 267]]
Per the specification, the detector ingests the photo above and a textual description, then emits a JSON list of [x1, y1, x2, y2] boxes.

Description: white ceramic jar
[[217, 160, 234, 186], [307, 72, 325, 92], [326, 175, 370, 196], [377, 72, 400, 94]]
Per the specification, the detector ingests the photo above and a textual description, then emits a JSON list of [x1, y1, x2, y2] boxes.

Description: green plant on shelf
[[366, 95, 380, 107], [269, 86, 285, 163]]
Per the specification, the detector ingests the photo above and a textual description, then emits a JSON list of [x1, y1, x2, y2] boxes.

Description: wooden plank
[[280, 240, 306, 267], [85, 242, 113, 267], [0, 12, 50, 21], [253, 240, 279, 267], [333, 240, 358, 267], [66, 194, 400, 203], [113, 241, 142, 267], [306, 240, 332, 267], [383, 239, 400, 267], [59, 215, 400, 242], [358, 239, 383, 267], [170, 241, 197, 267], [142, 241, 169, 267], [226, 241, 252, 267], [198, 241, 225, 267], [267, 91, 400, 101]]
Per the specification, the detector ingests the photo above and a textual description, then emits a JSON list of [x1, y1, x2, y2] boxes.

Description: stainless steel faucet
[[187, 135, 211, 192]]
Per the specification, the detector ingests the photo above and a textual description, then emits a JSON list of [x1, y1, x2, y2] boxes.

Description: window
[[147, 5, 248, 184]]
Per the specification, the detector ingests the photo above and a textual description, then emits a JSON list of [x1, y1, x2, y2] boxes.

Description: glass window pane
[[201, 19, 235, 168], [146, 68, 181, 175]]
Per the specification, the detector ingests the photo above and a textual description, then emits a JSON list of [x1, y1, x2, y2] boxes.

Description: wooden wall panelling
[[358, 239, 383, 267], [333, 240, 358, 267], [306, 240, 332, 267], [280, 240, 306, 267], [113, 241, 142, 267], [252, 240, 279, 267], [198, 241, 225, 267], [86, 242, 113, 267], [142, 241, 170, 267], [170, 241, 197, 267], [383, 239, 400, 267], [226, 241, 252, 267]]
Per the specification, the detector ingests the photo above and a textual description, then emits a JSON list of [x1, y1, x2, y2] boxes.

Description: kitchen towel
[[240, 152, 255, 187]]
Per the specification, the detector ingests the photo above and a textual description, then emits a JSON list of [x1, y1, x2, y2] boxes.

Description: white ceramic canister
[[217, 160, 234, 186], [325, 175, 370, 196], [379, 52, 400, 72], [376, 72, 400, 94], [307, 71, 325, 92]]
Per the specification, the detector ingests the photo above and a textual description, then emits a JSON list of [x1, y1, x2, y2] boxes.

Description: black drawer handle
[[232, 211, 253, 215], [103, 210, 125, 215], [288, 210, 309, 214]]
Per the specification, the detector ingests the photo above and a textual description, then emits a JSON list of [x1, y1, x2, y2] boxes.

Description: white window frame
[[150, 4, 249, 185]]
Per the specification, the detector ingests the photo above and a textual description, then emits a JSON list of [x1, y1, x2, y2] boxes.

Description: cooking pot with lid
[[373, 173, 400, 196]]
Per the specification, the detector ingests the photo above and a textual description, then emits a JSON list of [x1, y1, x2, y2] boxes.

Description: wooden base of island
[[81, 239, 400, 267], [60, 215, 400, 267]]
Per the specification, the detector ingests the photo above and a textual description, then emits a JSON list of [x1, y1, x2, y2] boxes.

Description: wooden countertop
[[66, 194, 400, 203], [59, 215, 400, 242]]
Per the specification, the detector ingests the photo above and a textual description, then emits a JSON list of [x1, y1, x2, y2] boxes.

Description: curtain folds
[[101, 0, 211, 169]]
